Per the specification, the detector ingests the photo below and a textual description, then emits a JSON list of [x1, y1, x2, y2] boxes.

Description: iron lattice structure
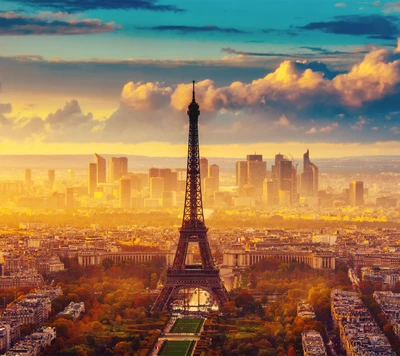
[[151, 82, 229, 312]]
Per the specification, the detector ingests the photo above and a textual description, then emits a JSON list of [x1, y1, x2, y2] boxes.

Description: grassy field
[[159, 340, 195, 356], [170, 318, 204, 333]]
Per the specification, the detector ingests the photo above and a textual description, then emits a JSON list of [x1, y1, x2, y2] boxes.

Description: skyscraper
[[150, 177, 164, 199], [209, 164, 220, 192], [119, 177, 131, 208], [236, 161, 248, 187], [247, 155, 267, 197], [94, 153, 106, 184], [349, 181, 364, 206], [148, 168, 178, 191], [300, 150, 318, 197], [88, 163, 97, 196], [200, 157, 208, 180], [236, 155, 267, 197], [200, 157, 208, 192], [271, 154, 297, 206], [109, 157, 128, 182]]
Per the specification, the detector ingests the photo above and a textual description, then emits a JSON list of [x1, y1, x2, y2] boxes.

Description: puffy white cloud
[[121, 81, 172, 110], [167, 44, 400, 114], [333, 48, 400, 106]]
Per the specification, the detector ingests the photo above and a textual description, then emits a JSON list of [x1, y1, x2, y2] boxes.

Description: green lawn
[[159, 340, 195, 356], [170, 318, 204, 333]]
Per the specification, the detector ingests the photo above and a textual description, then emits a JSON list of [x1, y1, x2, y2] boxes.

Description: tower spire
[[192, 80, 196, 102]]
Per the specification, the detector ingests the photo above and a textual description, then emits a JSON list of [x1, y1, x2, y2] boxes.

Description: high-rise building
[[150, 177, 164, 199], [200, 157, 208, 181], [94, 153, 106, 184], [119, 177, 131, 208], [271, 154, 298, 205], [209, 164, 220, 192], [349, 181, 364, 206], [247, 155, 267, 197], [109, 157, 128, 182], [24, 169, 32, 186], [48, 170, 55, 185], [236, 155, 266, 197], [236, 161, 248, 187], [88, 163, 97, 196], [148, 168, 177, 191], [159, 169, 178, 191], [300, 150, 318, 197]]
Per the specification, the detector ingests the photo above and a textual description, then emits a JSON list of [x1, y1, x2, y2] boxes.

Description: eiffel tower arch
[[151, 82, 229, 312]]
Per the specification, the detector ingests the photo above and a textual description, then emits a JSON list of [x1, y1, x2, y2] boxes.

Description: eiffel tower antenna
[[151, 81, 229, 312]]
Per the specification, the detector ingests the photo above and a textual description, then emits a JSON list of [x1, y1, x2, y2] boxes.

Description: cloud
[[274, 115, 293, 128], [351, 117, 367, 130], [383, 1, 400, 13], [300, 15, 399, 39], [121, 81, 172, 110], [307, 122, 339, 133], [261, 28, 298, 37], [332, 48, 400, 106], [10, 0, 184, 13], [0, 12, 119, 35], [390, 126, 400, 134], [137, 25, 247, 34], [320, 122, 339, 132], [221, 47, 293, 57], [167, 45, 400, 116], [298, 46, 353, 55], [2, 42, 400, 147], [335, 3, 347, 7]]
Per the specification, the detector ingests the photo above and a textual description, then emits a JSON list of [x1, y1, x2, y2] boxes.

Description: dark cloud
[[221, 47, 293, 57], [0, 12, 118, 35], [300, 14, 400, 38], [262, 28, 298, 37], [299, 46, 351, 55], [9, 0, 184, 13], [137, 25, 248, 34], [44, 100, 99, 143]]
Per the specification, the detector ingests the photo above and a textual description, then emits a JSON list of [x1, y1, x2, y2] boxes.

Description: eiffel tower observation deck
[[151, 81, 229, 312]]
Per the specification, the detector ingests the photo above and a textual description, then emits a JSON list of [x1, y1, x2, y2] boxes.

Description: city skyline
[[0, 1, 400, 157]]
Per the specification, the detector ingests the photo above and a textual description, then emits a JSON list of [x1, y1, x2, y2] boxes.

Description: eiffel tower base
[[151, 270, 229, 313]]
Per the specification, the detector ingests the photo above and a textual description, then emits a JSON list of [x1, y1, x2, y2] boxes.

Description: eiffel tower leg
[[151, 286, 175, 313]]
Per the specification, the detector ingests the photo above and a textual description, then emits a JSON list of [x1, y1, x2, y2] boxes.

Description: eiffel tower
[[151, 81, 229, 312]]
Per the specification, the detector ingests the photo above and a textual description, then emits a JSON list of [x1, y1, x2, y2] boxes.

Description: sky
[[1, 0, 400, 158]]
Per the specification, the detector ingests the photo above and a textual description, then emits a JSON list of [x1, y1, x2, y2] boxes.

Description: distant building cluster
[[57, 302, 85, 321], [6, 326, 56, 356], [362, 266, 400, 289], [331, 289, 394, 355], [0, 270, 44, 289], [301, 330, 327, 356], [2, 252, 64, 276], [0, 287, 61, 354], [373, 291, 400, 338]]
